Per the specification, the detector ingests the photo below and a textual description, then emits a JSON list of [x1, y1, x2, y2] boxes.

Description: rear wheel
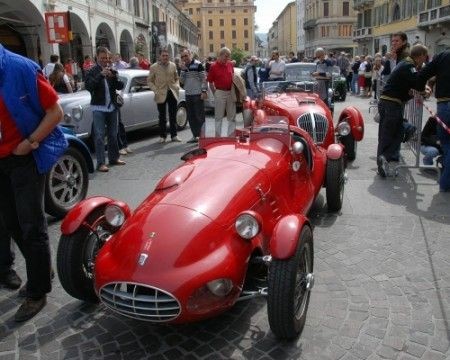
[[268, 226, 314, 339], [57, 208, 111, 302], [340, 134, 356, 162], [326, 157, 345, 212]]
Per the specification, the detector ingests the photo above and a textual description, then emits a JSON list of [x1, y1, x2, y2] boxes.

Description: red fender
[[326, 143, 344, 160], [61, 196, 115, 235], [338, 106, 364, 141], [269, 214, 310, 259]]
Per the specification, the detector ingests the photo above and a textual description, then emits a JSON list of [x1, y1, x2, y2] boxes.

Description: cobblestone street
[[1, 94, 449, 359]]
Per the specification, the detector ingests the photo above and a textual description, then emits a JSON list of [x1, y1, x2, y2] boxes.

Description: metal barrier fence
[[393, 91, 441, 179], [369, 75, 386, 120]]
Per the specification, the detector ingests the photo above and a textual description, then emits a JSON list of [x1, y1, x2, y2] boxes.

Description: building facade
[[267, 2, 297, 56], [303, 0, 357, 58], [0, 0, 198, 72], [353, 0, 450, 57], [297, 0, 306, 58], [176, 0, 256, 59]]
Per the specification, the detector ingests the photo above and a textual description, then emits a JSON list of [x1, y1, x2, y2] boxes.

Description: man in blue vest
[[0, 45, 67, 321]]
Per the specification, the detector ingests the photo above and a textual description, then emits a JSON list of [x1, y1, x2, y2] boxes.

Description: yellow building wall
[[177, 0, 255, 58], [372, 0, 419, 37]]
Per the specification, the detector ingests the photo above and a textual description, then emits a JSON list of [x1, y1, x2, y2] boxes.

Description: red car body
[[58, 120, 344, 338]]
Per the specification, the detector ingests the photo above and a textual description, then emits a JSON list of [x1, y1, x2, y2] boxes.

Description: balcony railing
[[352, 26, 373, 40], [353, 0, 374, 10], [303, 19, 317, 30], [418, 5, 450, 27]]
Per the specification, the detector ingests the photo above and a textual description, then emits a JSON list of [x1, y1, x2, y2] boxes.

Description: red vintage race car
[[244, 71, 364, 162], [57, 120, 345, 340]]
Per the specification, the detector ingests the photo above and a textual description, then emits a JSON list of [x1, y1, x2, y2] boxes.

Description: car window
[[130, 77, 150, 93]]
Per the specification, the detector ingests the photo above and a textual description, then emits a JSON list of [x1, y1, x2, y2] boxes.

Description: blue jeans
[[186, 94, 205, 138], [0, 154, 51, 298], [436, 102, 450, 191], [420, 145, 440, 165], [93, 110, 119, 168]]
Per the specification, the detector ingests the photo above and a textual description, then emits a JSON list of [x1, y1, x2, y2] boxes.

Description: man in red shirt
[[207, 47, 236, 136], [137, 53, 150, 70], [0, 47, 64, 322]]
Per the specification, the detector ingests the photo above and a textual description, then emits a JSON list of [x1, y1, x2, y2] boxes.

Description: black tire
[[340, 90, 347, 102], [326, 157, 345, 212], [268, 226, 314, 340], [340, 134, 356, 162], [57, 208, 109, 303], [45, 146, 89, 219], [176, 102, 188, 130]]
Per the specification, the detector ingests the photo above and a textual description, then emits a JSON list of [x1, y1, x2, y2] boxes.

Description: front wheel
[[326, 157, 345, 212], [176, 102, 188, 130], [45, 147, 89, 219], [268, 226, 314, 339], [340, 134, 356, 162], [57, 208, 110, 302]]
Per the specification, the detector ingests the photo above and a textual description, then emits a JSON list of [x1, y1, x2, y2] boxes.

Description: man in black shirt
[[377, 44, 429, 177]]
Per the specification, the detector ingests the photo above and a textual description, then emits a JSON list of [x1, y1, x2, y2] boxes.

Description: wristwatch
[[27, 136, 39, 150]]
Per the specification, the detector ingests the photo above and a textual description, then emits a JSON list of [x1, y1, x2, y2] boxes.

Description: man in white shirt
[[42, 54, 59, 78], [269, 51, 286, 81]]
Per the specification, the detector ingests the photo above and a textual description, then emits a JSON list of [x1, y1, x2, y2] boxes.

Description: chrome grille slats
[[99, 282, 181, 322], [297, 112, 329, 144]]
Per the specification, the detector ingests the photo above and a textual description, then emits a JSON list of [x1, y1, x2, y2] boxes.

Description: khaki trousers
[[214, 89, 236, 136]]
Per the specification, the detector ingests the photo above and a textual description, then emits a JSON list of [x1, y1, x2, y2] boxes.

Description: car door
[[127, 76, 159, 128]]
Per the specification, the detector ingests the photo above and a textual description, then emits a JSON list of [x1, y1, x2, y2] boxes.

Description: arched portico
[[96, 22, 116, 54], [0, 0, 46, 63], [119, 30, 133, 61], [58, 12, 90, 72]]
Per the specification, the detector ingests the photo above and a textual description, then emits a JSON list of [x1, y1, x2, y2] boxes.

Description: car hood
[[145, 143, 288, 227], [263, 93, 329, 118], [58, 90, 90, 108], [94, 205, 249, 292]]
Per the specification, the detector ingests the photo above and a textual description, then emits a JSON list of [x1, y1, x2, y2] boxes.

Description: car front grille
[[297, 113, 329, 144], [99, 282, 181, 322]]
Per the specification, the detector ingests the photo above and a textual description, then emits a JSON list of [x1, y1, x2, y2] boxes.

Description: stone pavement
[[0, 94, 449, 360]]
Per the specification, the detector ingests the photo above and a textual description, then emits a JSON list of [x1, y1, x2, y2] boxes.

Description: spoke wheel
[[268, 226, 314, 339], [45, 147, 89, 219]]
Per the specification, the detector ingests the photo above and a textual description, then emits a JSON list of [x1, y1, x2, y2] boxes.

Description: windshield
[[285, 63, 317, 82], [261, 80, 318, 98]]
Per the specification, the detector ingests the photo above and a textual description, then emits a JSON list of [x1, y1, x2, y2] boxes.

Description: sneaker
[[119, 149, 127, 155], [125, 147, 133, 154], [158, 137, 166, 144], [377, 155, 388, 178], [0, 269, 22, 290], [171, 136, 182, 142], [14, 296, 47, 322]]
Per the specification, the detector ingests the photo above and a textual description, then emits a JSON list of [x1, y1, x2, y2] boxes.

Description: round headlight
[[235, 213, 260, 239], [72, 106, 83, 122], [206, 278, 233, 297], [104, 205, 125, 227], [337, 121, 351, 136]]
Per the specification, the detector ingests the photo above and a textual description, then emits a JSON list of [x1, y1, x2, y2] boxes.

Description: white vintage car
[[59, 69, 188, 139]]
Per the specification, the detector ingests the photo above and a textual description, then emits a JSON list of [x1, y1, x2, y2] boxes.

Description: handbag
[[116, 93, 124, 108]]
